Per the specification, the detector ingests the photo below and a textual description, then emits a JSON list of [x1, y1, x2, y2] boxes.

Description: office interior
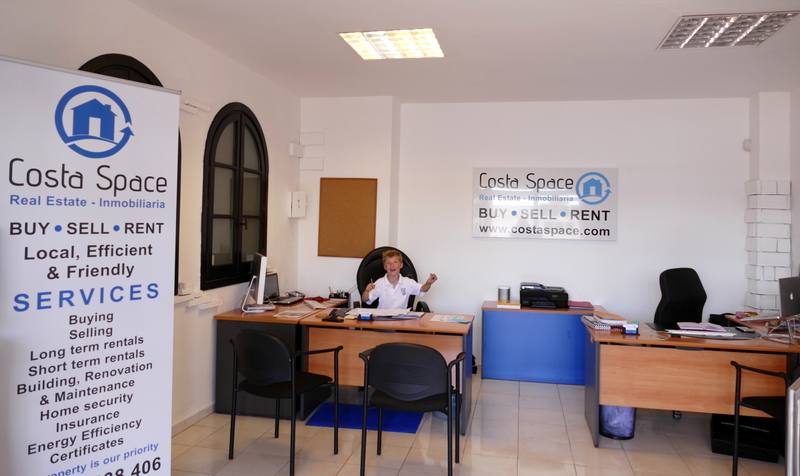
[[3, 0, 800, 474]]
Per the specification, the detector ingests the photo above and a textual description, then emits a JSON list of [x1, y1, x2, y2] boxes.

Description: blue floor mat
[[305, 403, 423, 433]]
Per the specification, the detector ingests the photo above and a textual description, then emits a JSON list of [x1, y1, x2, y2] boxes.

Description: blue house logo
[[55, 85, 134, 158], [576, 172, 612, 205]]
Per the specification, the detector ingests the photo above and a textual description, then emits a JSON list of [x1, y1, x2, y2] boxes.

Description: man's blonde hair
[[382, 249, 403, 264]]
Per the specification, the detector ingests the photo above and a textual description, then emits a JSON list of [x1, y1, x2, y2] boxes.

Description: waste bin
[[599, 405, 636, 440]]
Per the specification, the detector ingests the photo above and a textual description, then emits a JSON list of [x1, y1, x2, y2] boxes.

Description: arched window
[[79, 54, 183, 296], [201, 103, 268, 290]]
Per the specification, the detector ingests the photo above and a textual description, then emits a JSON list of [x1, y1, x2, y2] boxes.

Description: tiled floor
[[171, 374, 785, 475]]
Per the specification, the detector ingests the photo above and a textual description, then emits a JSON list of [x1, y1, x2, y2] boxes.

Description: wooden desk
[[584, 323, 800, 446], [300, 312, 474, 434], [213, 299, 346, 419]]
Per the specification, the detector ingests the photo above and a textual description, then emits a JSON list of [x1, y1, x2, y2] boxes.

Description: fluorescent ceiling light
[[340, 28, 443, 60], [659, 11, 798, 49]]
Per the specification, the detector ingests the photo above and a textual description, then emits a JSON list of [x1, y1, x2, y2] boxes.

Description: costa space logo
[[576, 172, 612, 205], [54, 85, 134, 158]]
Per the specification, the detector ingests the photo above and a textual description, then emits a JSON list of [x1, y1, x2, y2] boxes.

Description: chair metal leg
[[446, 393, 454, 476], [454, 393, 461, 463], [274, 399, 280, 438], [228, 389, 238, 460], [333, 382, 339, 454], [290, 395, 297, 476], [377, 408, 383, 455], [360, 394, 369, 476], [733, 378, 742, 476]]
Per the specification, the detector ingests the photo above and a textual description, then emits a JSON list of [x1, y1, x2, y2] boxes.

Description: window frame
[[79, 54, 183, 296], [201, 103, 269, 290]]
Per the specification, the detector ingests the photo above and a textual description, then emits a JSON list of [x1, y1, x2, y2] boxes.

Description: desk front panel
[[306, 327, 465, 387], [599, 344, 787, 416]]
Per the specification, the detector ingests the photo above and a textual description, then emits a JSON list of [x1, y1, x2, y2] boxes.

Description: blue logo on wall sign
[[55, 85, 134, 158], [576, 172, 611, 205]]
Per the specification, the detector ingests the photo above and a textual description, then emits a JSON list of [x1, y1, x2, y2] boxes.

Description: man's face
[[383, 256, 403, 276]]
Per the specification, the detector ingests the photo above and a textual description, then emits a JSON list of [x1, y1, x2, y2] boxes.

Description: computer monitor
[[247, 253, 269, 305], [779, 276, 800, 318]]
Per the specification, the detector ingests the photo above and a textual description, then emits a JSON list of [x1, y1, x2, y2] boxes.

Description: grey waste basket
[[599, 405, 636, 439]]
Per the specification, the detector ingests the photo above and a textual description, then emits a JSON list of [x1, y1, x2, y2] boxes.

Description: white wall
[[791, 86, 800, 274], [0, 0, 303, 431], [300, 98, 751, 361]]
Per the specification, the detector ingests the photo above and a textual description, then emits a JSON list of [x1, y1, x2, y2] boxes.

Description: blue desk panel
[[482, 306, 587, 384]]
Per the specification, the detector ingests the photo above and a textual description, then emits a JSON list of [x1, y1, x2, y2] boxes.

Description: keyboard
[[666, 329, 737, 338], [243, 303, 275, 312]]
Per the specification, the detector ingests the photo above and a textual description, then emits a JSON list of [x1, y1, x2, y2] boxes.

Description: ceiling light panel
[[659, 11, 798, 49], [340, 28, 443, 60]]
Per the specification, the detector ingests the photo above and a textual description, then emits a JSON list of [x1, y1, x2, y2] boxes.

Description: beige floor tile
[[680, 454, 745, 476], [739, 456, 786, 476], [518, 439, 574, 464], [480, 379, 520, 395], [558, 385, 585, 401], [173, 425, 222, 447], [464, 431, 518, 458], [349, 443, 411, 470], [274, 458, 343, 476], [570, 444, 632, 470], [171, 471, 211, 476], [574, 464, 635, 476], [472, 403, 519, 423], [172, 443, 193, 460], [625, 450, 691, 475], [619, 432, 677, 454], [476, 391, 520, 407], [458, 452, 517, 476], [518, 458, 577, 476], [519, 422, 570, 443], [402, 447, 459, 475], [214, 451, 287, 476], [195, 412, 232, 429], [664, 434, 715, 457], [519, 395, 561, 411], [338, 463, 400, 476], [171, 446, 232, 475], [295, 430, 359, 464], [468, 417, 519, 437], [243, 432, 312, 457], [197, 425, 264, 455], [520, 381, 561, 398], [518, 407, 566, 426]]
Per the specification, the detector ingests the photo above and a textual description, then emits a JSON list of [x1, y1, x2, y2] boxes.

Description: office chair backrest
[[654, 267, 707, 328], [356, 246, 419, 309], [366, 343, 448, 401], [233, 329, 292, 385]]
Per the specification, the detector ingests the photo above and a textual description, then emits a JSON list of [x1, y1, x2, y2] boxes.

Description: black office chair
[[355, 246, 430, 312], [358, 343, 465, 476], [229, 329, 343, 476], [730, 361, 800, 476], [654, 267, 707, 419], [654, 267, 707, 329]]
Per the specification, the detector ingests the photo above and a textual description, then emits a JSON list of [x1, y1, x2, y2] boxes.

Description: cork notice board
[[318, 178, 377, 258]]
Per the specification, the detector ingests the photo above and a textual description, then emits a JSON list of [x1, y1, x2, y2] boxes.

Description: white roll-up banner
[[0, 56, 179, 476]]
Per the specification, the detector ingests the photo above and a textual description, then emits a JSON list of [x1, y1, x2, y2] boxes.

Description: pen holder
[[329, 291, 349, 299]]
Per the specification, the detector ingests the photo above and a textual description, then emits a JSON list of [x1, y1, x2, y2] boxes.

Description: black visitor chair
[[730, 360, 800, 476], [229, 329, 343, 476], [359, 343, 465, 476]]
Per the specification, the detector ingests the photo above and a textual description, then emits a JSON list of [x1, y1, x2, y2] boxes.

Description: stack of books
[[582, 311, 638, 334]]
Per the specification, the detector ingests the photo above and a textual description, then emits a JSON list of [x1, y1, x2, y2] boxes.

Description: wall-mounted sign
[[472, 168, 617, 241], [0, 57, 179, 475]]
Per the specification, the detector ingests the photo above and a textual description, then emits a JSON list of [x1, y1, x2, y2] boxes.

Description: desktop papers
[[677, 322, 726, 332], [345, 308, 422, 319], [430, 314, 471, 323]]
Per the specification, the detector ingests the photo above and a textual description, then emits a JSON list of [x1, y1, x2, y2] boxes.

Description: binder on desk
[[582, 315, 612, 330]]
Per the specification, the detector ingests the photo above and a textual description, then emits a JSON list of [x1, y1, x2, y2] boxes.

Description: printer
[[520, 282, 569, 309]]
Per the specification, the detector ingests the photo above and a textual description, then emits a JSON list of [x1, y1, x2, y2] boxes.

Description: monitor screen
[[248, 253, 268, 305], [779, 276, 800, 318], [263, 272, 280, 301]]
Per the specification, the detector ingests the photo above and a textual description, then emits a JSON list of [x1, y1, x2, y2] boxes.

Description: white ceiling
[[129, 0, 800, 103]]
